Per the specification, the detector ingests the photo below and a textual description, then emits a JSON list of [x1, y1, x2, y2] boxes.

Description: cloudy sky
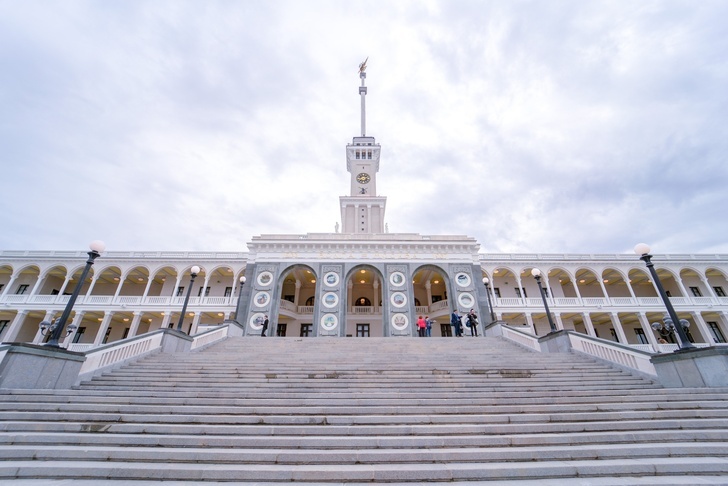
[[2, 1, 727, 255]]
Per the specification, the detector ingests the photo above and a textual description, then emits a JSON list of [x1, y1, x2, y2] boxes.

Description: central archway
[[345, 265, 384, 337]]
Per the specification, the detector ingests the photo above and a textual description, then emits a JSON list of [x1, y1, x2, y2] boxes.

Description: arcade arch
[[345, 265, 383, 337]]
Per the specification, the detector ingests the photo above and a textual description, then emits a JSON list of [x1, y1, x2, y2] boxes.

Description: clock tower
[[339, 60, 387, 234]]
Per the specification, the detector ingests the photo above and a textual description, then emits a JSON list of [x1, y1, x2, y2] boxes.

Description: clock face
[[356, 173, 371, 184]]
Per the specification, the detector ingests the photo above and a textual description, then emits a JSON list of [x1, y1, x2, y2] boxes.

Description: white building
[[1, 68, 727, 350]]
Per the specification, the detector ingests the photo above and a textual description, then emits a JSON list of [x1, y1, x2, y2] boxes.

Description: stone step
[[1, 457, 727, 481], [3, 429, 727, 449], [1, 442, 725, 464], [1, 418, 725, 436]]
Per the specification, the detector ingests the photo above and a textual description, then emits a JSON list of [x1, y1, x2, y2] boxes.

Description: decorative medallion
[[455, 272, 471, 288], [391, 313, 409, 331], [458, 292, 475, 308], [324, 272, 339, 287], [249, 313, 266, 329], [253, 291, 270, 308], [321, 313, 338, 330], [390, 292, 407, 308], [257, 271, 273, 287], [389, 271, 405, 287], [322, 292, 339, 308]]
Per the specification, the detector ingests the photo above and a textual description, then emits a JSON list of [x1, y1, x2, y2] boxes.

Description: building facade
[[2, 68, 727, 350]]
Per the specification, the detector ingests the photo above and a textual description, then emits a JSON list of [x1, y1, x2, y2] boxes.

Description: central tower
[[340, 59, 387, 234]]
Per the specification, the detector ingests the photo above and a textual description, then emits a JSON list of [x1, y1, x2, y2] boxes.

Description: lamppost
[[482, 277, 496, 323], [651, 316, 691, 344], [634, 243, 695, 350], [237, 275, 246, 300], [40, 240, 105, 348], [531, 268, 558, 333], [176, 265, 200, 333]]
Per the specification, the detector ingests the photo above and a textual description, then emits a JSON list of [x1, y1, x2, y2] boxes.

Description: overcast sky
[[2, 1, 727, 255]]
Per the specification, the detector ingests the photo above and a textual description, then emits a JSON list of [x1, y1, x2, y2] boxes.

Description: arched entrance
[[345, 265, 384, 337]]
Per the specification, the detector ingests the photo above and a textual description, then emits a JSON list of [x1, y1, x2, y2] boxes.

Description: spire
[[358, 57, 368, 137]]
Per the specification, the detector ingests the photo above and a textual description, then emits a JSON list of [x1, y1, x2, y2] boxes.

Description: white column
[[171, 275, 182, 297], [85, 276, 99, 298], [609, 312, 628, 344], [200, 274, 211, 299], [597, 278, 609, 300], [372, 277, 379, 312], [625, 276, 638, 299], [581, 312, 596, 337], [673, 274, 690, 298], [141, 278, 154, 299], [572, 280, 583, 300], [224, 311, 232, 321], [62, 311, 87, 346], [57, 276, 72, 298], [189, 312, 202, 335], [128, 311, 143, 338], [525, 313, 536, 335], [3, 310, 29, 342], [28, 274, 46, 296], [515, 276, 524, 302], [636, 312, 659, 348], [294, 280, 301, 306], [691, 311, 714, 344], [1, 274, 18, 297], [93, 311, 114, 346], [112, 276, 125, 299], [162, 312, 173, 329], [347, 280, 354, 310], [425, 280, 433, 307], [554, 313, 565, 331]]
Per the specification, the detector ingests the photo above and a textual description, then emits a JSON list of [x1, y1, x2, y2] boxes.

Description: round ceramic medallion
[[321, 313, 338, 331], [458, 292, 475, 308], [253, 291, 270, 308], [257, 271, 273, 287], [324, 272, 339, 287], [391, 313, 409, 331], [389, 272, 405, 287], [322, 292, 339, 308], [455, 273, 471, 288], [249, 313, 266, 330], [390, 292, 407, 308]]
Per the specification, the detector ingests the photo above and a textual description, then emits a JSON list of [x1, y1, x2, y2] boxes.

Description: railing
[[501, 326, 541, 351], [553, 297, 580, 306], [582, 297, 608, 306], [115, 296, 142, 305], [610, 297, 636, 306], [430, 300, 449, 312], [190, 325, 229, 350], [77, 331, 165, 380], [351, 306, 375, 314], [415, 306, 428, 314], [144, 296, 171, 305], [86, 296, 113, 305], [202, 296, 231, 305], [298, 306, 314, 314], [66, 343, 95, 353], [279, 300, 297, 312], [567, 332, 657, 377]]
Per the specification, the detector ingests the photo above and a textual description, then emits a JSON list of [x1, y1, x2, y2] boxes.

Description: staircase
[[1, 336, 727, 484]]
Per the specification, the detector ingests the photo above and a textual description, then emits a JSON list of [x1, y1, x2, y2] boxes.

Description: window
[[276, 324, 287, 337], [72, 327, 86, 344], [431, 295, 442, 303], [305, 296, 315, 306], [493, 288, 501, 298], [685, 329, 695, 343], [514, 288, 521, 298], [609, 328, 619, 343], [594, 328, 599, 338], [714, 286, 726, 297], [690, 286, 702, 297], [176, 286, 184, 297], [224, 287, 232, 297], [0, 320, 9, 338], [356, 324, 370, 337], [634, 328, 648, 344], [283, 295, 294, 303], [103, 328, 112, 344], [51, 289, 59, 295], [543, 288, 549, 298], [440, 323, 452, 337], [0, 284, 4, 293], [665, 290, 672, 297], [355, 297, 371, 306], [707, 322, 726, 343], [122, 328, 129, 339], [198, 286, 210, 297], [514, 288, 527, 298], [300, 324, 312, 337], [16, 284, 29, 295]]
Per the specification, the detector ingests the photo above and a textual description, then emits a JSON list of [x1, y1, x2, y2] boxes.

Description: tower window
[[356, 151, 360, 159], [367, 151, 372, 159]]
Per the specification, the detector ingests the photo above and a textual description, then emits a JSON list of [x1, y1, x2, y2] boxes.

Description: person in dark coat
[[450, 310, 462, 337], [261, 314, 269, 337]]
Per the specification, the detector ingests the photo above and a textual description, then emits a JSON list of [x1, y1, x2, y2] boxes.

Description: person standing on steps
[[425, 315, 432, 337], [261, 314, 269, 337], [467, 309, 479, 337], [417, 315, 426, 337], [450, 309, 463, 337]]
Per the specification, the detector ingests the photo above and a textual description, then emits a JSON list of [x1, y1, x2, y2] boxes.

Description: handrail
[[190, 325, 230, 350], [77, 330, 167, 382], [501, 325, 541, 351], [567, 332, 657, 377]]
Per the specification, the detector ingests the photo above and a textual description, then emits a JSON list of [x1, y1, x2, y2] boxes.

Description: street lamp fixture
[[531, 268, 558, 333], [41, 240, 105, 348], [176, 265, 200, 333], [634, 243, 695, 350], [482, 277, 496, 323], [651, 316, 691, 343]]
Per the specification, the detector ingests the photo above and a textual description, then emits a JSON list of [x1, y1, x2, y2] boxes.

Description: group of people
[[416, 315, 434, 337], [450, 309, 479, 337]]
